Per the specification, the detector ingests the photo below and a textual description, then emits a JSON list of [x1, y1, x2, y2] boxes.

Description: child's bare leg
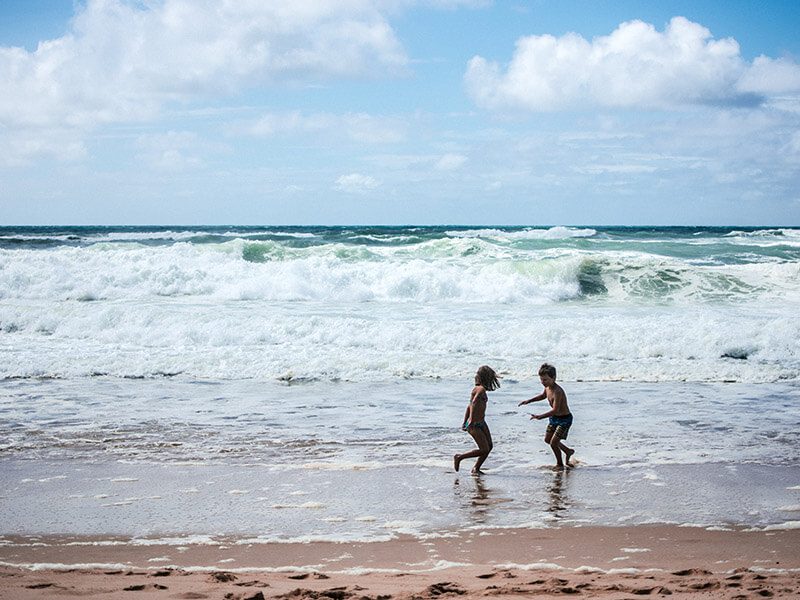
[[472, 449, 489, 473], [455, 423, 487, 472], [468, 428, 491, 474], [549, 442, 563, 467], [454, 448, 484, 471], [455, 449, 484, 472], [545, 431, 564, 467], [544, 431, 562, 467], [472, 426, 493, 473], [558, 441, 575, 465]]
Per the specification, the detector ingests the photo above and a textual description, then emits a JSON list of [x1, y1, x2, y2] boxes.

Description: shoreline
[[4, 457, 799, 540], [2, 525, 800, 572], [1, 525, 799, 599]]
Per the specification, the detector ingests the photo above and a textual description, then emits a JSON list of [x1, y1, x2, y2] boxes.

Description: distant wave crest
[[446, 226, 597, 240], [0, 239, 797, 305]]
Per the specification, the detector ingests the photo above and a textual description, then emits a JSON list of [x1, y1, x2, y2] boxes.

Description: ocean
[[1, 225, 799, 549]]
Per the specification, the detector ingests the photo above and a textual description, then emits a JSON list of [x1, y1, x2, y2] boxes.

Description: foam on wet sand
[[1, 526, 798, 599]]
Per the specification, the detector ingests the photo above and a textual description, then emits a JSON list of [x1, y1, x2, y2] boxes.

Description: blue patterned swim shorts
[[546, 414, 573, 439]]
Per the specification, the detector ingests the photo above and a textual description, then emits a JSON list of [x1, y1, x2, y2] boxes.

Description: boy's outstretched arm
[[532, 390, 565, 419], [518, 390, 546, 406]]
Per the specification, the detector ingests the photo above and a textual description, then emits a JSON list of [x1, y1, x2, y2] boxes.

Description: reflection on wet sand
[[454, 474, 515, 523], [469, 474, 490, 519], [547, 469, 571, 518], [453, 475, 489, 523]]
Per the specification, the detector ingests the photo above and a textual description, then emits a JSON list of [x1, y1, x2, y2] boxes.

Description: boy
[[518, 363, 575, 469]]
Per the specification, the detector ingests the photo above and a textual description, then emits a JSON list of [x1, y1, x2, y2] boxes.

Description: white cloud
[[434, 153, 468, 170], [247, 111, 331, 137], [0, 0, 408, 162], [135, 131, 224, 170], [244, 111, 406, 143], [344, 113, 407, 144], [738, 56, 800, 96], [784, 131, 800, 163], [465, 16, 800, 111], [0, 127, 87, 167], [485, 180, 502, 191], [335, 172, 381, 193], [365, 152, 469, 172], [576, 164, 658, 175], [377, 0, 489, 10]]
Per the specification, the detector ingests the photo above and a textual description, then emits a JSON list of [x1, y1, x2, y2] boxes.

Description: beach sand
[[2, 525, 798, 599]]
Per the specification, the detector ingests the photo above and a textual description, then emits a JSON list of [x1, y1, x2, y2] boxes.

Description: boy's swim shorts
[[546, 413, 573, 439]]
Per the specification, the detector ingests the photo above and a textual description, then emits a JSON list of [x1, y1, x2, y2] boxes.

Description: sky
[[1, 0, 799, 226]]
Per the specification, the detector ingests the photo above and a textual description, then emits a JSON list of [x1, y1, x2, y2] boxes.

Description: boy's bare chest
[[546, 388, 566, 408]]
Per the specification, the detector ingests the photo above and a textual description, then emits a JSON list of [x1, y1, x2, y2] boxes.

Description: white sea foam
[[764, 521, 800, 530], [0, 558, 473, 574], [574, 565, 605, 573], [496, 561, 564, 571], [725, 228, 800, 246], [7, 236, 796, 305], [0, 234, 81, 242], [91, 230, 210, 242], [2, 229, 799, 382], [446, 226, 597, 240], [749, 566, 800, 574], [0, 561, 136, 571], [234, 533, 395, 544], [129, 535, 218, 546], [381, 520, 427, 532], [270, 502, 326, 509], [1, 298, 798, 382], [606, 568, 649, 575], [334, 560, 471, 575], [63, 540, 127, 547], [0, 229, 319, 244], [299, 462, 381, 471]]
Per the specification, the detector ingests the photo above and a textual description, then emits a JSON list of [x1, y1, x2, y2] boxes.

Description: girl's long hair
[[476, 365, 500, 391]]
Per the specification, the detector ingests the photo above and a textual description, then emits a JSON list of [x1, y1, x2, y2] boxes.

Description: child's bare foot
[[471, 468, 484, 475], [564, 448, 575, 465], [552, 464, 565, 471], [453, 454, 461, 472]]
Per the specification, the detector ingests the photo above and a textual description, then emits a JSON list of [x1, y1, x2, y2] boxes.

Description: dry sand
[[1, 525, 798, 599]]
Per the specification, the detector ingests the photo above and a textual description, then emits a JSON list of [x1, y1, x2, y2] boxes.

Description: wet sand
[[1, 525, 798, 599]]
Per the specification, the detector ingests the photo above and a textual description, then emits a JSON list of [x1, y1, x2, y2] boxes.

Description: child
[[454, 365, 500, 474], [518, 363, 575, 469]]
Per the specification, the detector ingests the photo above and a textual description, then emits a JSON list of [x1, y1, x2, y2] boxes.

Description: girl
[[454, 365, 500, 474]]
